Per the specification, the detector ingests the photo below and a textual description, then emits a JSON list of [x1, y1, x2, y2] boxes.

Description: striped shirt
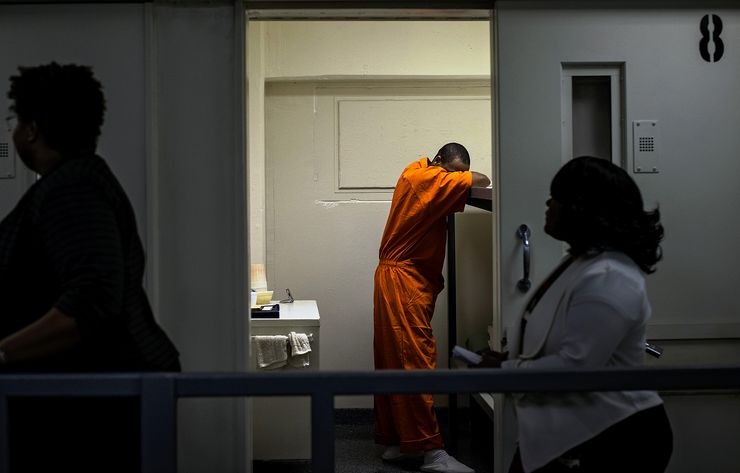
[[0, 154, 179, 372]]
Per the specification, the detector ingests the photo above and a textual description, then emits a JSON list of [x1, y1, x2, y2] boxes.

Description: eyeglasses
[[5, 116, 17, 133]]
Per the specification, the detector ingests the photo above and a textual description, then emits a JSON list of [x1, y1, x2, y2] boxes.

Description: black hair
[[436, 142, 470, 166], [550, 156, 664, 273], [7, 62, 106, 155]]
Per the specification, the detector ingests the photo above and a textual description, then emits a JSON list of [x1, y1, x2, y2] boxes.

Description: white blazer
[[501, 251, 663, 473]]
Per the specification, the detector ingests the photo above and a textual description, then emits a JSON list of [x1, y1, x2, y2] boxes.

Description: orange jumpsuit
[[373, 157, 473, 452]]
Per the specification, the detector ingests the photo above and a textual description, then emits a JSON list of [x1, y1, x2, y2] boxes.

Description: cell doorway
[[245, 10, 495, 472]]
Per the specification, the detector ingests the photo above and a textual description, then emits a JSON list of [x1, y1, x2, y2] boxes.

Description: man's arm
[[471, 171, 491, 188]]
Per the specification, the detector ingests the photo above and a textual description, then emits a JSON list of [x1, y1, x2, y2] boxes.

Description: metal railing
[[2, 366, 740, 473]]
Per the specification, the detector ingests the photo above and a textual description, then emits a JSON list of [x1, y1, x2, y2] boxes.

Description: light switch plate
[[633, 120, 659, 174]]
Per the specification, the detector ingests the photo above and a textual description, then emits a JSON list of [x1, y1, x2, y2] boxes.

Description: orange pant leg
[[373, 265, 444, 452]]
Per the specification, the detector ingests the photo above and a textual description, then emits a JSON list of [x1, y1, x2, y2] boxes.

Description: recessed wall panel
[[336, 94, 491, 191]]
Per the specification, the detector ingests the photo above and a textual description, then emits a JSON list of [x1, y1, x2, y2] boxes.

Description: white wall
[[249, 20, 491, 266], [0, 3, 248, 472], [263, 21, 490, 79], [0, 3, 148, 236], [153, 4, 246, 472]]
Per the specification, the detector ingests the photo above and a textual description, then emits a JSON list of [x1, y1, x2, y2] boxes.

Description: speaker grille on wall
[[638, 136, 655, 153], [633, 120, 659, 174]]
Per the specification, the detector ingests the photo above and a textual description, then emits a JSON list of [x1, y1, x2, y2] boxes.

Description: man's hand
[[471, 349, 508, 368]]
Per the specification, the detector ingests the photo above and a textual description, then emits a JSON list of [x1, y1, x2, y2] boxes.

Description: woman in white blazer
[[492, 157, 673, 473]]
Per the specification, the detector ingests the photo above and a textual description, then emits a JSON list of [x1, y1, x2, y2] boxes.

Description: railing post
[[141, 374, 177, 473], [311, 391, 335, 473], [0, 394, 7, 473]]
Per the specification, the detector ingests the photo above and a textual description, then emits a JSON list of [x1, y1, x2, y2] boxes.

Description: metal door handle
[[517, 224, 531, 292]]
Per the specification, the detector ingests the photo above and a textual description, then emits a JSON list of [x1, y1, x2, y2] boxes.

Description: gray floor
[[254, 403, 494, 473]]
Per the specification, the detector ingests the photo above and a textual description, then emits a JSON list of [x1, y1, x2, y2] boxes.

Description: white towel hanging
[[288, 332, 312, 355], [253, 335, 288, 369], [288, 332, 311, 368], [250, 333, 313, 342]]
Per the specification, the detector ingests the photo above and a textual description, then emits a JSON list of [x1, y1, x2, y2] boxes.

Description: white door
[[494, 4, 740, 473]]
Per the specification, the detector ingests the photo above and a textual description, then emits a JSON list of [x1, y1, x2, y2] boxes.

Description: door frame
[[244, 3, 498, 473]]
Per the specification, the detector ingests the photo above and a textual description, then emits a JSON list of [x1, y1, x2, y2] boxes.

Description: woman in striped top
[[1, 62, 180, 473]]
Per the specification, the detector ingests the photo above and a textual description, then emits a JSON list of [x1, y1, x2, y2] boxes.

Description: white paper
[[452, 345, 482, 365]]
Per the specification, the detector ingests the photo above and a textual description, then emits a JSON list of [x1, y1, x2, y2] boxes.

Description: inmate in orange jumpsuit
[[373, 157, 473, 452]]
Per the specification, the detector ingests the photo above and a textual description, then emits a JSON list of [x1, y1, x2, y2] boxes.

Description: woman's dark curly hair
[[7, 62, 105, 155], [550, 156, 664, 273]]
